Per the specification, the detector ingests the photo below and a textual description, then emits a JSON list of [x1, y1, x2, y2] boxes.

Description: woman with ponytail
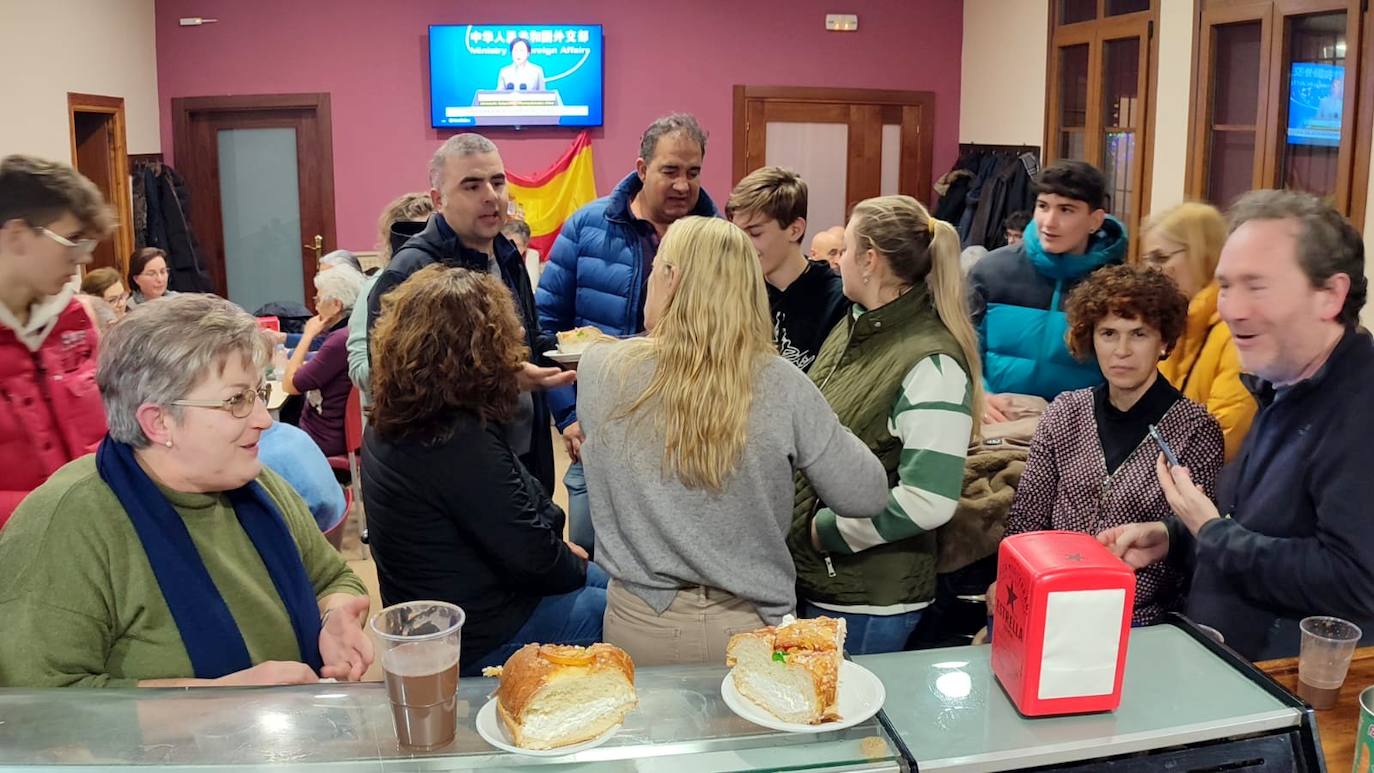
[[789, 195, 981, 655], [576, 217, 887, 666]]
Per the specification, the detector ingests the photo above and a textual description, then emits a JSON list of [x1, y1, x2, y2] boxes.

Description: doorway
[[171, 93, 336, 313], [67, 93, 134, 275], [732, 86, 936, 237]]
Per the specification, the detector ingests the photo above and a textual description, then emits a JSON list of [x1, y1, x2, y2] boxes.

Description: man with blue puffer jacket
[[967, 160, 1128, 422], [535, 113, 719, 554]]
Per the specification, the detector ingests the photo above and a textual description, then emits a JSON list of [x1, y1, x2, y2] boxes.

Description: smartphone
[[1148, 424, 1181, 467]]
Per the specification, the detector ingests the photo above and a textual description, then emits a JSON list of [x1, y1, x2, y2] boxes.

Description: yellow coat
[[1159, 283, 1256, 460]]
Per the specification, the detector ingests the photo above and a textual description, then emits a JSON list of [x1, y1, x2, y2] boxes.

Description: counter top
[[0, 624, 1309, 771], [1258, 644, 1374, 770], [862, 624, 1302, 771], [0, 662, 900, 772]]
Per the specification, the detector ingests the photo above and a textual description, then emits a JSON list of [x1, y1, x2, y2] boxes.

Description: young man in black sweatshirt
[[727, 166, 847, 372]]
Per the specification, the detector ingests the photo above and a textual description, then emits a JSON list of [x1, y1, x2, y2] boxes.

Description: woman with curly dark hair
[[995, 264, 1223, 625], [362, 265, 604, 676]]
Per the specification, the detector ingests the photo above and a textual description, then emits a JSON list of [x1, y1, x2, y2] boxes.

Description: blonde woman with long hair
[[1141, 202, 1255, 460], [789, 195, 982, 655], [576, 216, 887, 666]]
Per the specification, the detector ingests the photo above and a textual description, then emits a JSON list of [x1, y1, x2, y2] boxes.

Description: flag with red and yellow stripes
[[507, 131, 597, 258]]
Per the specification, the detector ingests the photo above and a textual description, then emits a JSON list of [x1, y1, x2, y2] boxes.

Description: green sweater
[[0, 456, 366, 687]]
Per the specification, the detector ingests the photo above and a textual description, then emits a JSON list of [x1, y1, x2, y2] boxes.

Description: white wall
[[0, 0, 160, 160], [959, 0, 1048, 146], [1149, 0, 1195, 213]]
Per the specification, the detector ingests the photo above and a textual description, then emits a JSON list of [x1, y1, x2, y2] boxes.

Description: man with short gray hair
[[365, 133, 570, 494], [1102, 189, 1374, 660], [535, 113, 719, 553]]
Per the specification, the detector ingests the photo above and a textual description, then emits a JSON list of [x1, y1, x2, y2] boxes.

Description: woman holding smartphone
[[997, 265, 1223, 624]]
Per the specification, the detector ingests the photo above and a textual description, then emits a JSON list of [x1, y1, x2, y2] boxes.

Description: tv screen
[[1287, 62, 1344, 147], [429, 24, 604, 129]]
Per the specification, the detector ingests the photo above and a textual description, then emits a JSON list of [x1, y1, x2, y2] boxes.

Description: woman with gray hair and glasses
[[0, 294, 372, 688], [283, 264, 365, 456]]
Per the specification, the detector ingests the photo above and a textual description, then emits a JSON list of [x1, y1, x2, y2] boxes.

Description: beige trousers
[[603, 580, 767, 667]]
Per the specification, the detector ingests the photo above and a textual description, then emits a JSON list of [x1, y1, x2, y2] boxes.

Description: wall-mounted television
[[429, 24, 604, 129], [1287, 62, 1344, 147]]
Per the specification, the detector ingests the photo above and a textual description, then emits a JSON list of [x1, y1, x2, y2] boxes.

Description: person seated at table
[[317, 248, 362, 274], [258, 419, 347, 535], [80, 266, 129, 319], [283, 265, 364, 457], [1142, 202, 1255, 461], [126, 247, 178, 307], [362, 265, 603, 677], [576, 217, 888, 667], [999, 265, 1223, 624], [0, 294, 372, 688]]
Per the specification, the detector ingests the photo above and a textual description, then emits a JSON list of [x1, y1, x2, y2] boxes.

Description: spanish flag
[[507, 131, 597, 259]]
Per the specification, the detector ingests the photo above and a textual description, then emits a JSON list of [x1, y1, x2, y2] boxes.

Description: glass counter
[[0, 621, 1322, 771], [863, 622, 1318, 771], [0, 661, 902, 772]]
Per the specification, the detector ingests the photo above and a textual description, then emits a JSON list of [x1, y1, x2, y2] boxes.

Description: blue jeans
[[465, 563, 610, 676], [564, 461, 595, 555], [800, 603, 924, 655]]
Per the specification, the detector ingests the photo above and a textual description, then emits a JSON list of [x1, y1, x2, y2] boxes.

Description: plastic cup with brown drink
[[1297, 616, 1362, 711], [370, 601, 465, 749]]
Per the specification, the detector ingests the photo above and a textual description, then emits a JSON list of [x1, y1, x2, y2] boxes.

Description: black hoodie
[[768, 260, 848, 372]]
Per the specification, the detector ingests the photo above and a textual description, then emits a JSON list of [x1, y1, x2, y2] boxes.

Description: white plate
[[542, 349, 581, 366], [474, 697, 621, 757], [721, 660, 886, 733]]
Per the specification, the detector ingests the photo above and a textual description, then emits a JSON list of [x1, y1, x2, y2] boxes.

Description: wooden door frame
[[68, 92, 133, 275], [731, 85, 936, 205], [1044, 6, 1159, 250], [171, 93, 336, 303], [1185, 0, 1372, 227]]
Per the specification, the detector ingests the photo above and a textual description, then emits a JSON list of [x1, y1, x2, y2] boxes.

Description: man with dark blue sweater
[[1102, 189, 1374, 660]]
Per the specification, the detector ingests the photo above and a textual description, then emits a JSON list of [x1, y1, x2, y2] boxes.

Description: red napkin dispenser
[[991, 530, 1136, 717]]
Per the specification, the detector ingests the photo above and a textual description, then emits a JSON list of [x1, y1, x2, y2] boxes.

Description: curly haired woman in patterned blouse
[[999, 264, 1224, 624]]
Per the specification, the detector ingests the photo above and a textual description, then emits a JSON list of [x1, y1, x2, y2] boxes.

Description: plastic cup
[[370, 601, 465, 749], [1298, 616, 1362, 710]]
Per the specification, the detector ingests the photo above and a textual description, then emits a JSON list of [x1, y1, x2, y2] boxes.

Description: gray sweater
[[577, 343, 888, 623]]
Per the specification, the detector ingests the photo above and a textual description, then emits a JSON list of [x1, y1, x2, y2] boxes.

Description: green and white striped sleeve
[[814, 353, 973, 555]]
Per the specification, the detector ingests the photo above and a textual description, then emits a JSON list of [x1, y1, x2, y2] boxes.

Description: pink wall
[[155, 0, 964, 250]]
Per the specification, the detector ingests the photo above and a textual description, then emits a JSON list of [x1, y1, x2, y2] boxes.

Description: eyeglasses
[[171, 384, 272, 419], [1143, 248, 1187, 266], [36, 226, 98, 256]]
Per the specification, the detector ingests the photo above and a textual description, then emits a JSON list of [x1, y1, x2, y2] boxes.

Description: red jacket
[[0, 298, 107, 527]]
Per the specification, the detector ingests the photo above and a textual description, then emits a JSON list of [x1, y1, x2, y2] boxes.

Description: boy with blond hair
[[727, 166, 846, 371]]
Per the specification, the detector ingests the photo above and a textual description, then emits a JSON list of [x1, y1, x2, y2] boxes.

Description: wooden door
[[733, 86, 934, 236], [172, 94, 336, 312], [67, 93, 133, 275]]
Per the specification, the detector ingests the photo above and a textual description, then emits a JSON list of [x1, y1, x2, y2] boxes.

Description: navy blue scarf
[[96, 437, 323, 678]]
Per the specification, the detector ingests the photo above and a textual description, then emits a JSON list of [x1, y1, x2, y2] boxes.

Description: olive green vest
[[788, 285, 968, 607]]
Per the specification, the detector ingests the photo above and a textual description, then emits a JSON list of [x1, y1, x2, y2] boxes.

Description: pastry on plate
[[555, 326, 601, 355], [726, 617, 846, 724], [491, 643, 638, 750]]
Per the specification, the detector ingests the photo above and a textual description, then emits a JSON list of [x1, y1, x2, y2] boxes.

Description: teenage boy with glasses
[[0, 154, 114, 528]]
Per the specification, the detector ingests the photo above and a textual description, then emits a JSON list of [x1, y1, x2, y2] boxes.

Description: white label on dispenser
[[1037, 589, 1126, 700]]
